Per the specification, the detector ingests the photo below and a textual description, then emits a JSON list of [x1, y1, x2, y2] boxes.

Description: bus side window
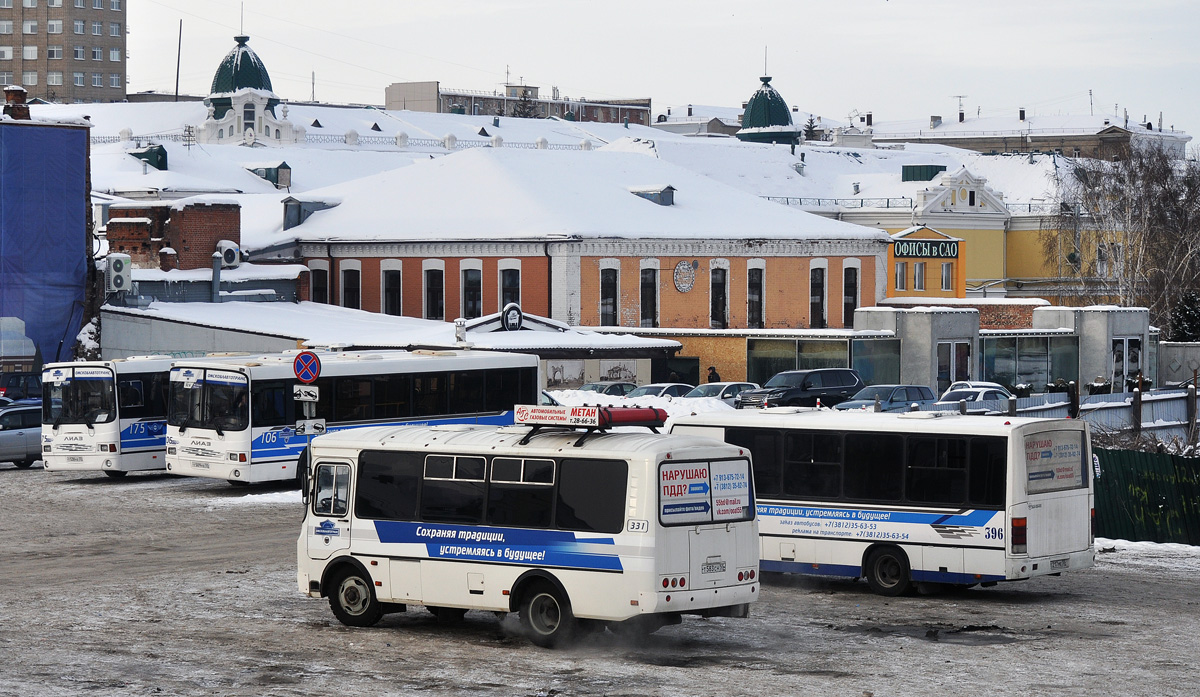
[[727, 428, 781, 497], [844, 433, 903, 502], [355, 451, 421, 520], [783, 431, 842, 499], [313, 464, 350, 517], [556, 458, 627, 533], [906, 437, 967, 506], [968, 437, 1007, 507]]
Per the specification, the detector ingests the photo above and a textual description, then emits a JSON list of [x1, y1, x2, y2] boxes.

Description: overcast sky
[[129, 0, 1200, 140]]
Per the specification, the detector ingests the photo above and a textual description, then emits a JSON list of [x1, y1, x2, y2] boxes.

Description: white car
[[940, 381, 1012, 401], [935, 387, 1013, 406], [681, 382, 759, 406], [626, 383, 694, 399]]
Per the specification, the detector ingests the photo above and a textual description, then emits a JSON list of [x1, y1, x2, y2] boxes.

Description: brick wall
[[167, 203, 241, 270], [976, 303, 1038, 330]]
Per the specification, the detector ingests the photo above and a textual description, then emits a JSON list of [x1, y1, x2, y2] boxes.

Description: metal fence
[[1094, 447, 1200, 544], [92, 132, 596, 151], [764, 196, 914, 209]]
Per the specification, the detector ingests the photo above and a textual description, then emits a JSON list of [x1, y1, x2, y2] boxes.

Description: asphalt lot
[[2, 462, 1197, 697]]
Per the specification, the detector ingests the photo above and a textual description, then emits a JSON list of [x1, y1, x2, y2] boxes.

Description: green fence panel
[[1094, 448, 1200, 545]]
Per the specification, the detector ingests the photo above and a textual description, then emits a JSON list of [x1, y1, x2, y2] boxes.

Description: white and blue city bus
[[166, 349, 539, 484], [41, 356, 176, 478], [297, 404, 759, 647], [671, 409, 1094, 595]]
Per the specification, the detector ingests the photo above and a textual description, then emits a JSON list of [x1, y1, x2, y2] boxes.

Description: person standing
[[707, 366, 721, 383]]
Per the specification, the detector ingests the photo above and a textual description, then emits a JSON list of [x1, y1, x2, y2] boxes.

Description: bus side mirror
[[299, 465, 310, 504]]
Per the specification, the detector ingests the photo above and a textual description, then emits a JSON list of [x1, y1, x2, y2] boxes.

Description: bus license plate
[[66, 456, 83, 463], [701, 561, 726, 574], [192, 461, 210, 469], [1050, 558, 1069, 570]]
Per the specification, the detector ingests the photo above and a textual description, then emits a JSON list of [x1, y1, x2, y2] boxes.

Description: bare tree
[[1043, 142, 1200, 326]]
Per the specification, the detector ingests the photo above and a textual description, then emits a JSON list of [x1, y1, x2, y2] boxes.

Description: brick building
[[0, 0, 126, 103]]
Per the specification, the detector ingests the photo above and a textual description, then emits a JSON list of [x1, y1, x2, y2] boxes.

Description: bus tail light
[[1011, 517, 1027, 554], [1091, 508, 1095, 540]]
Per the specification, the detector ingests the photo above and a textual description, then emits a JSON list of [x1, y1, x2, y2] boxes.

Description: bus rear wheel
[[519, 582, 575, 648], [328, 568, 383, 627], [15, 459, 36, 469], [103, 470, 127, 478], [865, 547, 912, 596]]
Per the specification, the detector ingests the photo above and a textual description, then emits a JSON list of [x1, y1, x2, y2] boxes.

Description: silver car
[[0, 403, 42, 469]]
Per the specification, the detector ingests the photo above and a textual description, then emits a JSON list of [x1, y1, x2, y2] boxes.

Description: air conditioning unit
[[216, 240, 241, 268], [105, 253, 132, 293]]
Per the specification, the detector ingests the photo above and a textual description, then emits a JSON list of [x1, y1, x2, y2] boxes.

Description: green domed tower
[[207, 36, 280, 121], [736, 76, 802, 145]]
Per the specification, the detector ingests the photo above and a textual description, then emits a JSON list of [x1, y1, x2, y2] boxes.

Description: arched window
[[243, 104, 255, 135]]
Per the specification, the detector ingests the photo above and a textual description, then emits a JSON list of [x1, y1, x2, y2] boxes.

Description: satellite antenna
[[951, 95, 968, 112]]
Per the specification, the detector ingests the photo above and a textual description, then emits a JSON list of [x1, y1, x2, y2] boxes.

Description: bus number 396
[[984, 526, 1005, 540]]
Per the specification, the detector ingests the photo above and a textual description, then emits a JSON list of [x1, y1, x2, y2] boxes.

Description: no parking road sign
[[293, 351, 322, 384]]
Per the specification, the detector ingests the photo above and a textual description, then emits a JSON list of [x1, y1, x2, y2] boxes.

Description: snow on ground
[[1094, 537, 1200, 572]]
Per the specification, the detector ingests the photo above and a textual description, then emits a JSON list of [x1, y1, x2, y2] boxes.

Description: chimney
[[930, 115, 942, 129], [211, 253, 222, 303], [866, 111, 872, 126], [159, 247, 178, 272], [687, 104, 693, 117], [3, 85, 30, 120], [1019, 107, 1025, 121], [958, 110, 965, 123]]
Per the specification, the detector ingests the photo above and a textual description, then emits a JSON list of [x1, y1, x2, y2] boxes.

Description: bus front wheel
[[103, 470, 127, 478], [328, 568, 383, 627], [519, 581, 575, 648], [865, 547, 912, 597]]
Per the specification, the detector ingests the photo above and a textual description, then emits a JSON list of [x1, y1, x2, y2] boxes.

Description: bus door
[[307, 461, 352, 560], [660, 458, 753, 589]]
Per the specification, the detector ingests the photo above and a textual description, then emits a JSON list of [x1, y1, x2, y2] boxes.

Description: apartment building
[[0, 0, 126, 102]]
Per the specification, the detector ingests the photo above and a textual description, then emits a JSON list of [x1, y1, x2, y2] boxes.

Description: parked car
[[834, 384, 938, 412], [626, 383, 694, 399], [681, 382, 759, 406], [0, 401, 43, 468], [578, 381, 637, 397], [935, 387, 1013, 406], [735, 368, 863, 409], [539, 390, 561, 406], [0, 372, 41, 400], [940, 381, 1012, 401]]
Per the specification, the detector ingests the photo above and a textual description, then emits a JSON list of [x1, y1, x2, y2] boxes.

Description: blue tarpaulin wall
[[0, 122, 88, 365]]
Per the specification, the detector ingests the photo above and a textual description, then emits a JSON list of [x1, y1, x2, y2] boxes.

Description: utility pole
[[174, 20, 181, 102]]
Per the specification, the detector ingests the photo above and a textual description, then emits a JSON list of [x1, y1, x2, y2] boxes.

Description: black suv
[[0, 372, 41, 401], [735, 368, 863, 408]]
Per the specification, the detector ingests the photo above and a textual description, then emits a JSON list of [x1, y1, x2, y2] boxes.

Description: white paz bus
[[671, 410, 1094, 595], [42, 356, 176, 478], [296, 405, 759, 647], [167, 349, 539, 484]]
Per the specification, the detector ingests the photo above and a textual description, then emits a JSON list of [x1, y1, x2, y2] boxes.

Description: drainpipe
[[544, 241, 553, 321], [211, 252, 222, 303]]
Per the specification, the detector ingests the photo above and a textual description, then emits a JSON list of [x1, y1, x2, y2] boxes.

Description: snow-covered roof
[[101, 302, 679, 353], [131, 262, 306, 283], [869, 112, 1191, 144], [275, 147, 885, 245]]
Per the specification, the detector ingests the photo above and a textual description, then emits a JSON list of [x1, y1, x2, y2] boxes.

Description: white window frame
[[22, 45, 36, 60], [110, 0, 121, 9], [941, 262, 954, 291], [22, 0, 36, 7], [73, 45, 83, 60], [48, 0, 61, 6], [91, 47, 102, 61], [638, 258, 661, 329], [91, 72, 102, 87], [47, 19, 62, 34], [895, 261, 907, 291], [108, 72, 119, 87], [422, 259, 446, 321], [91, 21, 102, 36], [109, 47, 119, 61], [842, 258, 862, 327], [47, 70, 62, 85], [380, 259, 402, 316], [338, 259, 362, 309], [307, 260, 330, 304], [73, 20, 84, 35], [746, 258, 766, 328], [47, 45, 61, 59], [22, 70, 36, 86], [109, 22, 120, 37], [497, 258, 521, 311], [0, 21, 11, 35], [0, 72, 11, 85], [23, 20, 37, 35], [72, 71, 83, 86], [599, 258, 621, 326], [808, 258, 828, 329], [0, 47, 12, 61], [914, 261, 926, 291], [708, 257, 729, 329], [459, 258, 483, 320]]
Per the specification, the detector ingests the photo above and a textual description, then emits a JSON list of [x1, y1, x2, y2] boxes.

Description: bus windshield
[[168, 368, 249, 433], [43, 367, 116, 426]]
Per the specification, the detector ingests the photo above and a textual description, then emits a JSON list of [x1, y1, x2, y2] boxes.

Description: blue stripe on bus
[[911, 569, 1005, 584], [372, 520, 622, 571], [757, 503, 996, 527], [120, 420, 166, 450], [250, 412, 516, 459]]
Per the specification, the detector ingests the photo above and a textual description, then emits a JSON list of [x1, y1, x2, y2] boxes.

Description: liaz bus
[[296, 405, 759, 647], [671, 409, 1094, 596], [167, 349, 538, 484], [41, 356, 176, 478]]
